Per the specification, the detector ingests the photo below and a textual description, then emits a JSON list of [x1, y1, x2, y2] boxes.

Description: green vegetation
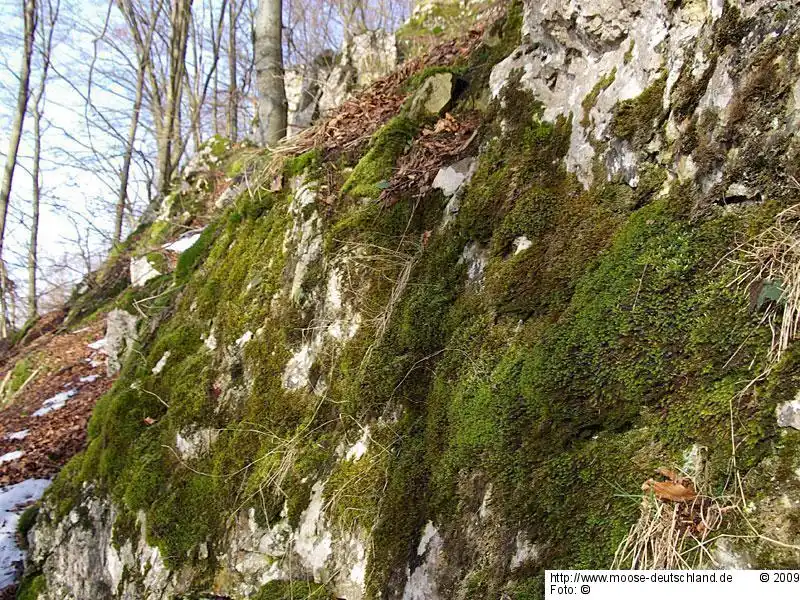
[[611, 72, 667, 146], [254, 581, 330, 600], [16, 573, 47, 600], [341, 116, 417, 199], [581, 67, 616, 128], [29, 3, 800, 599]]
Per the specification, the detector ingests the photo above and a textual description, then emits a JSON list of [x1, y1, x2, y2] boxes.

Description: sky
[[0, 0, 165, 312]]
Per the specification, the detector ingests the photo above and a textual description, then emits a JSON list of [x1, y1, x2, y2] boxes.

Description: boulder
[[409, 72, 453, 118]]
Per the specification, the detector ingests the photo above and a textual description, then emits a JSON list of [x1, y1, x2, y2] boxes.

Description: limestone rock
[[776, 397, 800, 430], [432, 156, 475, 197], [319, 31, 397, 115], [409, 72, 453, 118], [105, 309, 138, 376]]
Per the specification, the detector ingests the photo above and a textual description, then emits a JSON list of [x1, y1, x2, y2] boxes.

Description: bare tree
[[0, 0, 38, 337], [28, 0, 60, 318], [255, 0, 286, 145]]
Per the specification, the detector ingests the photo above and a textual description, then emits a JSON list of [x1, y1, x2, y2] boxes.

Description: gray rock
[[319, 31, 397, 115], [776, 397, 800, 430], [409, 72, 453, 118], [106, 309, 138, 376], [432, 157, 476, 197]]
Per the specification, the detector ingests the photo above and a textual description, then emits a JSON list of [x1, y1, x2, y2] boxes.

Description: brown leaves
[[298, 27, 484, 158], [0, 320, 113, 487], [379, 111, 481, 207], [642, 467, 697, 503]]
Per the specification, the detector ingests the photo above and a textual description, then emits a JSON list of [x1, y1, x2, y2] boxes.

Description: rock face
[[318, 30, 398, 114], [105, 309, 138, 376], [21, 1, 800, 599]]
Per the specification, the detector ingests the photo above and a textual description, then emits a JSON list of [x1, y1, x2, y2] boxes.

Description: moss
[[253, 581, 330, 600], [341, 116, 417, 199], [624, 40, 635, 65], [284, 148, 322, 179], [15, 573, 47, 600], [611, 72, 667, 146], [16, 504, 39, 547], [714, 2, 751, 48], [581, 67, 616, 128], [7, 357, 35, 396], [670, 56, 717, 120], [174, 223, 218, 282]]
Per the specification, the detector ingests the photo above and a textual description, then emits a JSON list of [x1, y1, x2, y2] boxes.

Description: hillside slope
[[10, 1, 800, 598]]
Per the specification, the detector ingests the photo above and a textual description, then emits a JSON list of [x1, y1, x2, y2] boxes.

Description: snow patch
[[87, 338, 107, 351], [130, 256, 161, 287], [79, 374, 99, 384], [33, 389, 77, 417], [162, 229, 204, 253], [5, 430, 28, 441], [0, 478, 51, 589], [0, 451, 23, 465]]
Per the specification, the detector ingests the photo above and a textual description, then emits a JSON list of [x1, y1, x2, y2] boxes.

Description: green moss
[[15, 573, 47, 600], [285, 148, 323, 179], [174, 223, 218, 282], [253, 581, 330, 600], [611, 72, 667, 146], [581, 67, 616, 128], [16, 504, 39, 547], [341, 116, 417, 199], [624, 40, 635, 65], [7, 357, 35, 396], [714, 2, 751, 48]]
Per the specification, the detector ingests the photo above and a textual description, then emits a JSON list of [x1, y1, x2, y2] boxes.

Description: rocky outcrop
[[20, 1, 800, 598]]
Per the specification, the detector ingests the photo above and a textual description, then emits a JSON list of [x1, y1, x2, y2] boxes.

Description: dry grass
[[727, 202, 800, 366], [613, 469, 735, 569]]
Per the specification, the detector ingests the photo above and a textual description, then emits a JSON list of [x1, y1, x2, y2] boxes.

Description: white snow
[[0, 451, 23, 465], [79, 374, 99, 384], [162, 229, 204, 253], [0, 479, 51, 589], [4, 431, 28, 442], [88, 338, 107, 351], [33, 389, 77, 417]]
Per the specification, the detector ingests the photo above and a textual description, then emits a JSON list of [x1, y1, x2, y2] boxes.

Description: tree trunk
[[0, 0, 37, 337], [227, 0, 238, 140], [114, 58, 146, 245], [156, 0, 193, 196], [255, 0, 286, 145]]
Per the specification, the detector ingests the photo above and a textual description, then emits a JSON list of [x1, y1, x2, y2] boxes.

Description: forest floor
[[0, 312, 112, 596]]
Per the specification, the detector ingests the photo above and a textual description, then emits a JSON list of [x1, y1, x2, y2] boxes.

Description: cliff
[[7, 0, 800, 598]]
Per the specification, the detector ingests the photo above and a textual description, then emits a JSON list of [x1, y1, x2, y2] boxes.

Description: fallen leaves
[[642, 467, 697, 503], [379, 111, 482, 207], [0, 319, 113, 487]]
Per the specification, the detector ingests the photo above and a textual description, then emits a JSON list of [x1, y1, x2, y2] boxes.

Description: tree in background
[[0, 0, 38, 337], [28, 0, 60, 318], [255, 0, 286, 145]]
